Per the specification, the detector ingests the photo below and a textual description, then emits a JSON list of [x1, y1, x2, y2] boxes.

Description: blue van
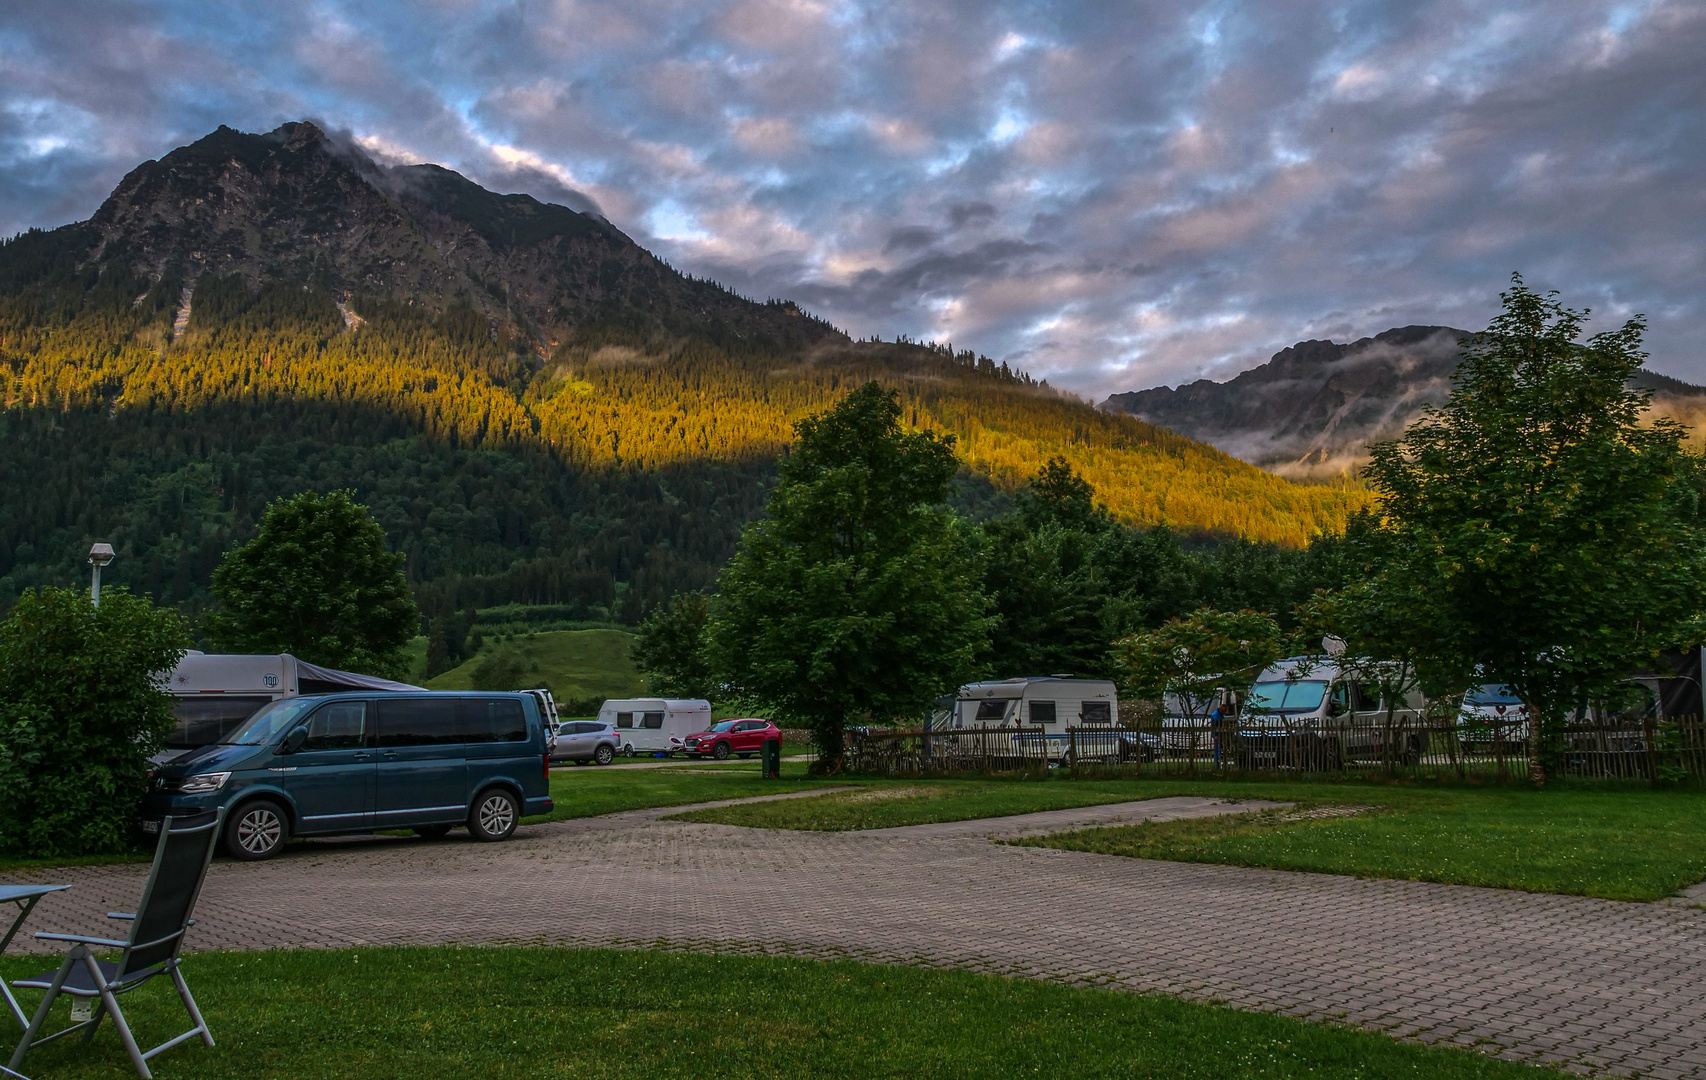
[[141, 691, 554, 860]]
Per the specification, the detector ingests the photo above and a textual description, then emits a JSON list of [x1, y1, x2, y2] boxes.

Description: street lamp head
[[88, 543, 115, 567]]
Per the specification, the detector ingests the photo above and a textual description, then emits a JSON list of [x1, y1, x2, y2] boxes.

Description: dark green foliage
[[207, 491, 419, 678], [1364, 278, 1706, 777], [1111, 608, 1285, 715], [979, 459, 1349, 681], [710, 384, 993, 762], [633, 592, 714, 698], [0, 404, 771, 623], [0, 586, 189, 857]]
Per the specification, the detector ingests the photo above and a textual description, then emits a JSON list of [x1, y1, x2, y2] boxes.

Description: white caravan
[[933, 677, 1121, 763], [597, 698, 712, 756], [157, 652, 421, 763]]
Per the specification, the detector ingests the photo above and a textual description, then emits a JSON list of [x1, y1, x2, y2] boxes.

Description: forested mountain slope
[[0, 121, 1364, 620]]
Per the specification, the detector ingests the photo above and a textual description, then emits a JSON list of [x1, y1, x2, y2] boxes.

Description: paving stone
[[4, 794, 1706, 1077]]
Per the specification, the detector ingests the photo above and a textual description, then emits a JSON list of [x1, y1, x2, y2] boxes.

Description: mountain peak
[[48, 120, 840, 355]]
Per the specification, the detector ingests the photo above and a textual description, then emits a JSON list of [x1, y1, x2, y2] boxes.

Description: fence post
[[1644, 712, 1660, 788], [1069, 727, 1077, 771]]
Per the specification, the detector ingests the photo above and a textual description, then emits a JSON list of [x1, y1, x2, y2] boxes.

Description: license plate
[[140, 820, 160, 834]]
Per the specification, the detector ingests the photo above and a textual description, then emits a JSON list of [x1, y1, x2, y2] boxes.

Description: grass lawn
[[1021, 782, 1706, 901], [673, 773, 1706, 901], [424, 628, 645, 703], [531, 762, 841, 824], [0, 947, 1561, 1079]]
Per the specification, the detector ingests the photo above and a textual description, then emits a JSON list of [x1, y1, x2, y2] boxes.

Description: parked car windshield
[[1465, 684, 1522, 706], [220, 697, 319, 745], [709, 720, 739, 732], [1246, 680, 1328, 713]]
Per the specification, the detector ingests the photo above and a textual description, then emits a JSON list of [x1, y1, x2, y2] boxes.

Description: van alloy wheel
[[226, 799, 288, 860], [470, 790, 519, 841]]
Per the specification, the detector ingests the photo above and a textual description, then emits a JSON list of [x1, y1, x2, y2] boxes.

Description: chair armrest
[[34, 932, 129, 948], [104, 912, 191, 925]]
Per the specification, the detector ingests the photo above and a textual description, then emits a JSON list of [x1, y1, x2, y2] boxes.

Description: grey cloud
[[0, 0, 1701, 396]]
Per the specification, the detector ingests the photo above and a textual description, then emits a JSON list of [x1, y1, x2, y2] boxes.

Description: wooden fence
[[841, 713, 1706, 783]]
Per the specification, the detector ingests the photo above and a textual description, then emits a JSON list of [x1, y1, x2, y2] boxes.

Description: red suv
[[683, 719, 780, 760]]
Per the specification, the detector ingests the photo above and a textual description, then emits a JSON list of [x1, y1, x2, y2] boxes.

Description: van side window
[[1351, 683, 1378, 711], [1029, 701, 1057, 725], [975, 699, 1009, 723], [1080, 701, 1112, 724], [641, 712, 665, 729], [377, 698, 459, 747], [302, 701, 367, 751], [1329, 684, 1350, 716], [459, 698, 527, 743], [616, 712, 634, 728]]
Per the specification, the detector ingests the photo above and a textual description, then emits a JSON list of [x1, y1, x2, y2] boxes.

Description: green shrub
[[0, 587, 189, 857]]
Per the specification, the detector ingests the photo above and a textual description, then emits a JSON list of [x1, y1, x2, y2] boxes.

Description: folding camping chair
[[8, 810, 222, 1079]]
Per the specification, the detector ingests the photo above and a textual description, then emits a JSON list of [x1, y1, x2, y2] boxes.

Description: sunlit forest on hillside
[[0, 257, 1368, 618]]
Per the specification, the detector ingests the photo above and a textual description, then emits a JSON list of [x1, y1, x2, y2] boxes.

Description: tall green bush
[[0, 587, 189, 857]]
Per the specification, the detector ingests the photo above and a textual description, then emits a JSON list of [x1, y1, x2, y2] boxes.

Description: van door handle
[[352, 752, 369, 760], [381, 750, 398, 758]]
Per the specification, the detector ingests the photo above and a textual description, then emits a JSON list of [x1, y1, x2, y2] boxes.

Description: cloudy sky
[[2, 0, 1702, 396]]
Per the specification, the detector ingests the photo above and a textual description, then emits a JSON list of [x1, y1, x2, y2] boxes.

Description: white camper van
[[933, 677, 1123, 763], [157, 652, 421, 763], [597, 698, 712, 756], [1241, 656, 1426, 768]]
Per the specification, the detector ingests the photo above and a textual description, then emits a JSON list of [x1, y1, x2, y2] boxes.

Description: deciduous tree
[[708, 383, 992, 766], [1365, 277, 1706, 781], [0, 587, 189, 856], [208, 490, 419, 678]]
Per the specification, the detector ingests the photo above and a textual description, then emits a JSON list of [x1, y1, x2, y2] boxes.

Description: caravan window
[[975, 699, 1009, 723], [1080, 701, 1112, 724], [616, 712, 634, 728], [166, 696, 274, 749], [641, 712, 665, 729], [1029, 701, 1057, 725]]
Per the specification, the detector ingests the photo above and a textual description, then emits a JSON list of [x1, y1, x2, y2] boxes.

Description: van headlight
[[179, 772, 231, 794]]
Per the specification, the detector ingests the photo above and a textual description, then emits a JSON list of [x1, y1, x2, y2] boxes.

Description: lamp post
[[88, 543, 115, 608]]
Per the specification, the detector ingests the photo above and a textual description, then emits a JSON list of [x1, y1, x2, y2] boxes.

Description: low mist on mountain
[[1104, 328, 1706, 479]]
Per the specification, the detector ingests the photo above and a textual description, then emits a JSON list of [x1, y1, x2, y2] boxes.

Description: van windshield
[[1246, 680, 1328, 714], [1466, 684, 1522, 706], [220, 698, 318, 745]]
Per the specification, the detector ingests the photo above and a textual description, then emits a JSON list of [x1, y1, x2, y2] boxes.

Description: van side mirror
[[281, 727, 308, 754]]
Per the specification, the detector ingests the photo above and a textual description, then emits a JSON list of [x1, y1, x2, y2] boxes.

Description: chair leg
[[7, 950, 74, 1073], [82, 956, 149, 1080], [78, 996, 107, 1042], [169, 965, 214, 1047]]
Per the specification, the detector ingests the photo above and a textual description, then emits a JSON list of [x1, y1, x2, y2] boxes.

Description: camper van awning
[[294, 659, 422, 693]]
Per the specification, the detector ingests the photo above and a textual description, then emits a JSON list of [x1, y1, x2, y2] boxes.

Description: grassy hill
[[414, 629, 645, 709]]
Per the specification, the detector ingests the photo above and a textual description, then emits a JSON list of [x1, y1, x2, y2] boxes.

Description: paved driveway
[[7, 793, 1706, 1078]]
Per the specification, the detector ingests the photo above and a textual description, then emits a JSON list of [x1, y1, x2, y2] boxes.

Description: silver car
[[553, 720, 619, 766]]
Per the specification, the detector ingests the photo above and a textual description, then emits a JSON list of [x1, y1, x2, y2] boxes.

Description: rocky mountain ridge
[[22, 120, 838, 356], [1104, 327, 1706, 478]]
